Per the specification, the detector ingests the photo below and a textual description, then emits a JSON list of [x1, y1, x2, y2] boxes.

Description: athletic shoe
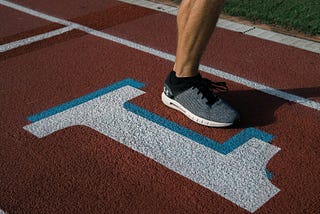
[[161, 71, 239, 127]]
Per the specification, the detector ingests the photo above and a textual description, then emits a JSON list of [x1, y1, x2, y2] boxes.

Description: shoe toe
[[209, 99, 240, 124]]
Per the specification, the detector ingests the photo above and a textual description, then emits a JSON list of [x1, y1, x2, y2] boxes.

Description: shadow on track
[[221, 87, 320, 128]]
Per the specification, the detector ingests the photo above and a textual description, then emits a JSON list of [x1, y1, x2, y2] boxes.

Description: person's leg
[[173, 0, 225, 77], [162, 0, 239, 127]]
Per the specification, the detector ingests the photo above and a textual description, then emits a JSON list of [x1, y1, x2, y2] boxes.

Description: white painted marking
[[0, 0, 74, 26], [120, 0, 178, 15], [0, 26, 76, 52], [23, 85, 281, 212], [0, 0, 319, 111], [119, 0, 320, 54], [198, 64, 320, 110]]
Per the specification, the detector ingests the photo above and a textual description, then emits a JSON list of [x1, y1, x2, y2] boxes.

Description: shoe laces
[[192, 78, 228, 105]]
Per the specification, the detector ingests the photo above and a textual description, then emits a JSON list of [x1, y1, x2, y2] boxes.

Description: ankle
[[169, 70, 201, 85], [173, 65, 199, 78]]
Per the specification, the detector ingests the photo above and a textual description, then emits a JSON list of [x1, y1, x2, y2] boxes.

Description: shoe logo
[[164, 85, 173, 98], [24, 78, 280, 213]]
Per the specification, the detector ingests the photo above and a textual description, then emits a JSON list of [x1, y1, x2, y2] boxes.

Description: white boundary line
[[0, 25, 76, 52], [0, 0, 319, 111], [120, 0, 320, 54]]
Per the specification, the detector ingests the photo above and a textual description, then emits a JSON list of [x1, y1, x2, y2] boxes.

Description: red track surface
[[1, 0, 319, 213]]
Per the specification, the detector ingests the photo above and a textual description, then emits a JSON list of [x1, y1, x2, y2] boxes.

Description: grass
[[165, 0, 320, 36]]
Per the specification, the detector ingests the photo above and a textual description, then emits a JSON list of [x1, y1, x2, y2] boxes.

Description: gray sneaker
[[161, 71, 239, 127]]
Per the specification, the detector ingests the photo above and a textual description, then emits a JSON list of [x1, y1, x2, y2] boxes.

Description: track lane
[[0, 0, 319, 213]]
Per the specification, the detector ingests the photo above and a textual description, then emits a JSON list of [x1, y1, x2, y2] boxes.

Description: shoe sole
[[161, 92, 233, 127]]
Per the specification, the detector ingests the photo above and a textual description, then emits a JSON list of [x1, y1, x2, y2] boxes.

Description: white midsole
[[161, 92, 233, 127]]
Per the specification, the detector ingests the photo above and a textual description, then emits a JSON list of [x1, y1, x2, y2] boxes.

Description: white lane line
[[120, 0, 320, 54], [0, 0, 319, 111], [199, 64, 320, 110], [0, 25, 76, 52], [0, 0, 73, 26], [119, 0, 179, 15]]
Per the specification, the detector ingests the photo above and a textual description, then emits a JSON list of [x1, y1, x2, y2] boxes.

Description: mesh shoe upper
[[163, 71, 239, 125]]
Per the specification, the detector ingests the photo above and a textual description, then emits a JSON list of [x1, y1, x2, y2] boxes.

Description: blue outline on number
[[27, 78, 144, 122], [124, 102, 273, 155], [27, 78, 274, 178]]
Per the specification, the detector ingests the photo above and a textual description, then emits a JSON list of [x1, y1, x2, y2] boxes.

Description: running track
[[0, 0, 319, 213]]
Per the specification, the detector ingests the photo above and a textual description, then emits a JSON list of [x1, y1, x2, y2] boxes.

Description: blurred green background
[[165, 0, 320, 36]]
